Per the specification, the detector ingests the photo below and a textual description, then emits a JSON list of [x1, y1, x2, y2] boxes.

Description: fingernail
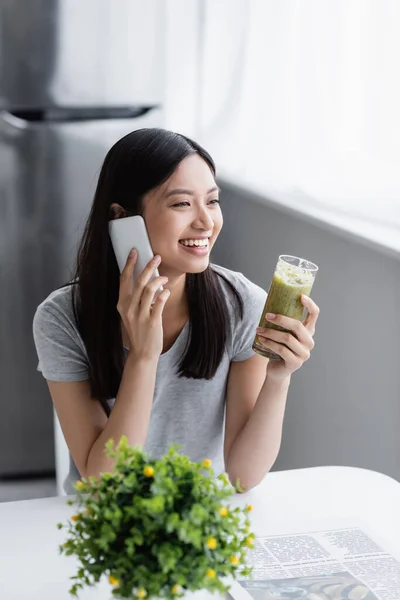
[[302, 294, 309, 300], [256, 327, 263, 332], [267, 313, 276, 320], [153, 255, 161, 264], [129, 248, 137, 257]]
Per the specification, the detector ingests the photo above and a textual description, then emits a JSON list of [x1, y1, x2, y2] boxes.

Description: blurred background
[[1, 0, 399, 503]]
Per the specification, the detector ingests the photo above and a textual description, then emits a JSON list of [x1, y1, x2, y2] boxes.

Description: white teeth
[[180, 239, 209, 247]]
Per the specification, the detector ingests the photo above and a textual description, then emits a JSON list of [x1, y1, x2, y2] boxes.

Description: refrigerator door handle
[[1, 106, 159, 125]]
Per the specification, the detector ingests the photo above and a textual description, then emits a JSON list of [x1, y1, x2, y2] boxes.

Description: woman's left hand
[[256, 294, 320, 382]]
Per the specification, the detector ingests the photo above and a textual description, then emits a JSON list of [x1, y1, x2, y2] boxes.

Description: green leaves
[[156, 543, 183, 573], [176, 520, 203, 548], [59, 437, 254, 600], [188, 503, 208, 525], [141, 494, 166, 515]]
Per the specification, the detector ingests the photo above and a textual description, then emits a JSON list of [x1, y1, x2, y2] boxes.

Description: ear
[[109, 203, 128, 220]]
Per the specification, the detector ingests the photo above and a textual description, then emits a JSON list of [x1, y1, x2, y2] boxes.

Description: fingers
[[119, 248, 138, 297], [139, 275, 169, 314], [264, 313, 315, 348], [256, 327, 311, 360], [151, 288, 171, 321], [301, 294, 320, 335], [131, 254, 162, 305], [258, 337, 295, 364]]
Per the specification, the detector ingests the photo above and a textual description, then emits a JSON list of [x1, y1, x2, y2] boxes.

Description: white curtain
[[198, 0, 400, 228]]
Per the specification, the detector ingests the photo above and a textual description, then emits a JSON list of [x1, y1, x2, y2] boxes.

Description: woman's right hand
[[117, 249, 170, 361]]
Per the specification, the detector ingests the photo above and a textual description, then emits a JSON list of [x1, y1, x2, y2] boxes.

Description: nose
[[192, 205, 214, 231]]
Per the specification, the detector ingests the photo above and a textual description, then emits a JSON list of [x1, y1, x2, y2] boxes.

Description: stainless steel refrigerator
[[0, 0, 165, 477]]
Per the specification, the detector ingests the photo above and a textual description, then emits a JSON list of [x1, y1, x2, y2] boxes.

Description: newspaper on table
[[229, 526, 400, 600]]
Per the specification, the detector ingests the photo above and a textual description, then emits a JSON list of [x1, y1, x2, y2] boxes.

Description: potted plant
[[58, 436, 255, 599]]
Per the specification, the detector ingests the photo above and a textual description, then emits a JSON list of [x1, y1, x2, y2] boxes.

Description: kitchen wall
[[212, 180, 400, 481]]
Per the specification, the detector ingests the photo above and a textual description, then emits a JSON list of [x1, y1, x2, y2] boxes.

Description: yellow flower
[[203, 458, 212, 468], [246, 536, 255, 547], [172, 584, 182, 595], [71, 515, 79, 522], [230, 556, 240, 565], [206, 568, 216, 579], [246, 504, 253, 512], [143, 465, 155, 478], [136, 588, 147, 598], [108, 575, 120, 587], [218, 506, 228, 517], [75, 480, 84, 489], [207, 537, 217, 550]]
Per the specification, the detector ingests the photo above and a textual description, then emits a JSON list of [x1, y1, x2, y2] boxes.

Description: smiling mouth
[[178, 238, 210, 248]]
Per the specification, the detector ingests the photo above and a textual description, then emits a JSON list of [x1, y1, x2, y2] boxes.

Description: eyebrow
[[165, 185, 220, 198]]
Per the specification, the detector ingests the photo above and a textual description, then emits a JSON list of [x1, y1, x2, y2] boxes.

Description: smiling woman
[[32, 128, 319, 495]]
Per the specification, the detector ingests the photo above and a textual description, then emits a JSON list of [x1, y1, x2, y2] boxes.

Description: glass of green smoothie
[[253, 255, 318, 360]]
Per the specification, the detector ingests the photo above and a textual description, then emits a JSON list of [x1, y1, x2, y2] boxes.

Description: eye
[[172, 201, 190, 207], [209, 199, 220, 205]]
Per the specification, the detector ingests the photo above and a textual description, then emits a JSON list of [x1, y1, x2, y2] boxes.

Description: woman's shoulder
[[211, 264, 267, 362], [33, 284, 89, 382], [35, 284, 75, 318], [211, 263, 267, 308], [33, 284, 78, 337]]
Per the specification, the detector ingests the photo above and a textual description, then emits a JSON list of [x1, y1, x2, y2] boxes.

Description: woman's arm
[[223, 355, 289, 492], [46, 252, 170, 480], [224, 295, 319, 491], [48, 354, 158, 480], [86, 354, 158, 476]]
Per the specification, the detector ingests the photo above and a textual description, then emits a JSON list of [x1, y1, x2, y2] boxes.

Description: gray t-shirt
[[33, 264, 267, 494]]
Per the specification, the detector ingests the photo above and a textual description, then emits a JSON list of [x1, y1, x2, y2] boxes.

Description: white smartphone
[[108, 215, 163, 297]]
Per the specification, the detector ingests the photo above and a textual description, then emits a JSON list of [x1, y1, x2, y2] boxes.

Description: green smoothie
[[253, 257, 317, 360]]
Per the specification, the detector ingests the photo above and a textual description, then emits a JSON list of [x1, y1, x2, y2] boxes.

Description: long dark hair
[[70, 128, 243, 412]]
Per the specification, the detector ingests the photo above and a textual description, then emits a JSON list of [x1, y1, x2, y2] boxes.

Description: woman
[[33, 128, 319, 494]]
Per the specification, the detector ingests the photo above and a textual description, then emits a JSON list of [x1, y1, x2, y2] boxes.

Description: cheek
[[145, 220, 161, 242], [144, 221, 168, 253], [146, 216, 181, 249], [215, 211, 223, 233]]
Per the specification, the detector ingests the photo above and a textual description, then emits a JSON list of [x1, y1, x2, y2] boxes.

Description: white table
[[1, 466, 400, 600]]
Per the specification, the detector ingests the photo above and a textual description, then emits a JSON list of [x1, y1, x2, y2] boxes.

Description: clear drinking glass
[[253, 255, 319, 360]]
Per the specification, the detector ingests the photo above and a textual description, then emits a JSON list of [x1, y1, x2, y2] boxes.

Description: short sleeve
[[231, 276, 267, 362], [32, 293, 90, 382]]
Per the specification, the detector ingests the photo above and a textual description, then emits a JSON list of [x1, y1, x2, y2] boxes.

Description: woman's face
[[142, 154, 223, 275]]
